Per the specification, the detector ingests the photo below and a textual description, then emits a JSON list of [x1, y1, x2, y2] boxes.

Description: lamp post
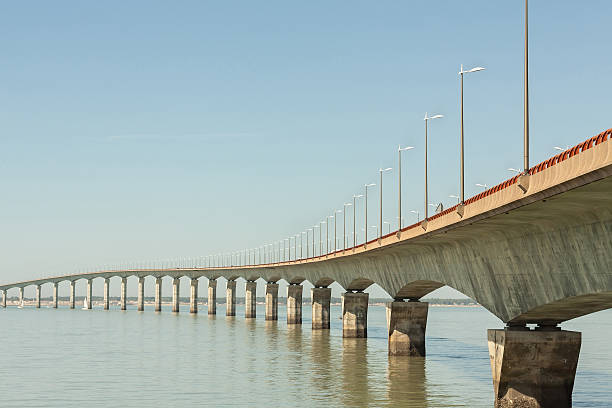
[[424, 113, 443, 220], [327, 215, 333, 256], [334, 210, 342, 254], [301, 232, 306, 260], [379, 167, 392, 241], [352, 194, 363, 249], [319, 221, 325, 257], [523, 0, 529, 174], [459, 64, 485, 204], [508, 168, 522, 175], [343, 203, 352, 251], [410, 209, 419, 223], [476, 183, 489, 192], [364, 183, 376, 247], [384, 221, 391, 235], [398, 146, 414, 236], [295, 235, 299, 260], [449, 195, 460, 204], [311, 227, 316, 258], [307, 229, 313, 258]]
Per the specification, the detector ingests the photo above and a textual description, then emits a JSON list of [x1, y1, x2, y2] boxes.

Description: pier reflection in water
[[0, 305, 610, 407]]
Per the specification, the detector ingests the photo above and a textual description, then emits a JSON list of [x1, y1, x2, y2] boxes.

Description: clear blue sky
[[1, 1, 611, 298]]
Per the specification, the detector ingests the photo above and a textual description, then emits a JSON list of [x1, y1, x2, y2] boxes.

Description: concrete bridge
[[2, 128, 611, 408]]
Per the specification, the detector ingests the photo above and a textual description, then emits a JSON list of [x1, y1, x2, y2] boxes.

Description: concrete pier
[[265, 282, 279, 321], [120, 277, 127, 311], [208, 279, 216, 315], [155, 277, 162, 312], [172, 278, 180, 313], [19, 287, 24, 307], [190, 278, 198, 314], [245, 281, 257, 318], [287, 284, 302, 324], [226, 280, 236, 316], [35, 284, 41, 308], [103, 278, 109, 310], [342, 292, 368, 338], [311, 287, 331, 329], [137, 277, 145, 312], [1, 289, 5, 308], [69, 281, 76, 309], [386, 301, 428, 356], [488, 328, 581, 408], [53, 282, 58, 309], [86, 279, 92, 309]]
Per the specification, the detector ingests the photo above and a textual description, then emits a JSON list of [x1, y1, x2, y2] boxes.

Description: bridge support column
[[52, 283, 58, 309], [488, 327, 581, 408], [226, 280, 236, 316], [265, 283, 279, 321], [1, 289, 6, 308], [386, 301, 428, 356], [35, 284, 41, 308], [245, 281, 257, 318], [120, 277, 127, 310], [311, 287, 331, 329], [287, 284, 302, 324], [103, 278, 109, 310], [342, 291, 368, 338], [172, 278, 180, 313], [69, 281, 75, 309], [190, 278, 198, 314], [154, 277, 162, 312], [137, 277, 145, 312], [86, 279, 92, 309], [19, 287, 24, 307], [208, 279, 216, 315]]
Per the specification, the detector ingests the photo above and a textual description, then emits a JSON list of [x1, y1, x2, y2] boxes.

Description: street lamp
[[398, 145, 414, 237], [319, 221, 325, 257], [370, 225, 378, 237], [352, 194, 363, 249], [326, 216, 333, 256], [476, 183, 489, 192], [523, 0, 529, 174], [449, 194, 460, 204], [508, 168, 522, 174], [459, 64, 485, 205], [554, 145, 570, 152], [307, 229, 313, 258], [301, 232, 306, 259], [364, 183, 376, 247], [334, 210, 342, 254], [343, 202, 352, 251], [379, 167, 392, 241], [424, 113, 443, 220], [383, 221, 391, 235]]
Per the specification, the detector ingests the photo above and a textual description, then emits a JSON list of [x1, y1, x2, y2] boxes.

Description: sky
[[1, 1, 611, 299]]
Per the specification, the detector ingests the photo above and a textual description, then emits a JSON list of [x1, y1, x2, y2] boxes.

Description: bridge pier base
[[120, 277, 127, 310], [172, 278, 180, 313], [245, 281, 257, 318], [154, 277, 162, 312], [265, 283, 279, 321], [190, 278, 198, 314], [35, 284, 41, 308], [226, 280, 236, 316], [386, 301, 428, 356], [69, 281, 75, 309], [342, 291, 368, 338], [19, 287, 24, 307], [103, 278, 109, 310], [86, 279, 92, 309], [488, 327, 581, 408], [311, 287, 331, 329], [208, 279, 216, 315], [137, 277, 145, 311], [53, 283, 58, 308], [287, 284, 302, 324], [1, 289, 5, 308]]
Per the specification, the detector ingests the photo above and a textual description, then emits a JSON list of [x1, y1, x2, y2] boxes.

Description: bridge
[[2, 128, 611, 408]]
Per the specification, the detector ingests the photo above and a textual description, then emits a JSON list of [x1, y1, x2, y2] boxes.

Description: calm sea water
[[0, 304, 610, 407]]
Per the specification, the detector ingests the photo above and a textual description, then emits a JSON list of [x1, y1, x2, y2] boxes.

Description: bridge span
[[2, 128, 611, 408]]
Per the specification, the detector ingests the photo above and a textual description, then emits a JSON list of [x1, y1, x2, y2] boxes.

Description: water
[[0, 304, 610, 407]]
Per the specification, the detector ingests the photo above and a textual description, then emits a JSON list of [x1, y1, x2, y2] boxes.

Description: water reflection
[[342, 338, 370, 407], [386, 356, 428, 407], [310, 330, 334, 401]]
